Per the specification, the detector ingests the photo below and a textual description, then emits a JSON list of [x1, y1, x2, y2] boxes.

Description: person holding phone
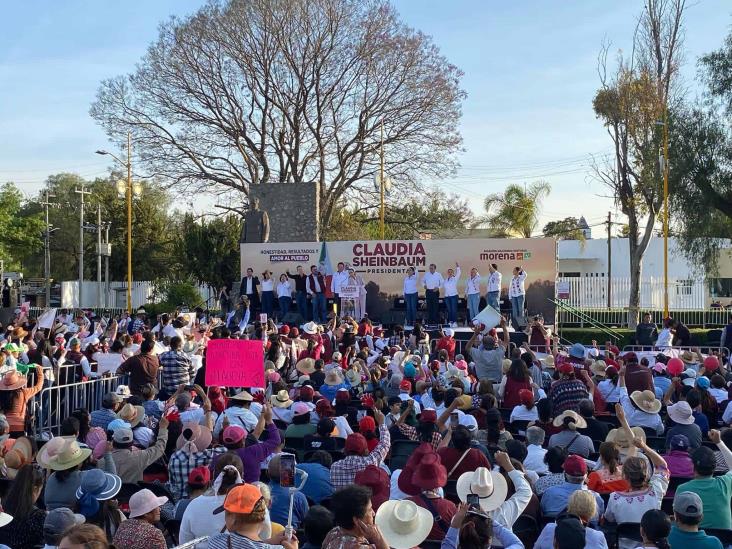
[[267, 454, 309, 529]]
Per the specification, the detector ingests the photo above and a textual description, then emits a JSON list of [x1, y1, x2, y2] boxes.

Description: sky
[[0, 0, 730, 234]]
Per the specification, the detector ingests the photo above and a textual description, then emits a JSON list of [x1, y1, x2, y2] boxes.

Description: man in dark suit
[[239, 267, 261, 314]]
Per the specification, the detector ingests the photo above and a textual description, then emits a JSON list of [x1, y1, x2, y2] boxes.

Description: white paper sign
[[95, 353, 124, 375], [472, 305, 502, 332], [36, 308, 57, 330]]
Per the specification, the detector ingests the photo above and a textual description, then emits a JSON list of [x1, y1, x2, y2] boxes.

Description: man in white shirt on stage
[[486, 263, 502, 311], [443, 263, 461, 328], [422, 263, 444, 325], [403, 267, 419, 329], [466, 267, 482, 323], [509, 266, 527, 329], [330, 262, 349, 316]]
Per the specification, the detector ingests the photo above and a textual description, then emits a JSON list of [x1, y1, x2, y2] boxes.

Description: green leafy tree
[[542, 217, 586, 241], [474, 182, 550, 238], [0, 183, 44, 270], [174, 214, 241, 292]]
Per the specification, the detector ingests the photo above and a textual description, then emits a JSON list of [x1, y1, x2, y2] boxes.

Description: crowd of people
[[0, 305, 730, 548]]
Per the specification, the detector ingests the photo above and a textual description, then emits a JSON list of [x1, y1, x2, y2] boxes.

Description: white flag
[[37, 308, 57, 330], [472, 305, 501, 332]]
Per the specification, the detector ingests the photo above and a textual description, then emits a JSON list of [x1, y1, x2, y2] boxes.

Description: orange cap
[[213, 484, 263, 515]]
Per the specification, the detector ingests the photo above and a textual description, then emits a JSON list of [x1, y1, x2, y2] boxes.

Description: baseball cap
[[345, 433, 368, 455], [399, 380, 412, 392], [562, 455, 587, 476], [188, 466, 211, 487], [696, 376, 711, 389], [112, 428, 134, 444], [420, 409, 437, 424], [44, 507, 85, 535], [403, 363, 417, 378], [213, 484, 264, 515], [673, 491, 703, 518], [558, 362, 574, 375], [459, 414, 478, 432], [223, 425, 247, 445], [292, 402, 310, 416], [299, 386, 314, 399], [669, 434, 690, 451]]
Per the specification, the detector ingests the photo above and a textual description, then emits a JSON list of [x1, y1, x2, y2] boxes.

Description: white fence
[[61, 281, 216, 309], [557, 276, 706, 310]]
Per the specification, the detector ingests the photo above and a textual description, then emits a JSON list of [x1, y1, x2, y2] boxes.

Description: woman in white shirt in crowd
[[276, 274, 293, 321], [260, 270, 275, 318], [510, 389, 540, 423], [443, 262, 461, 328]]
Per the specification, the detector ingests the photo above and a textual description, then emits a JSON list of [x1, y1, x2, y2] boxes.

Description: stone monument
[[240, 197, 270, 243]]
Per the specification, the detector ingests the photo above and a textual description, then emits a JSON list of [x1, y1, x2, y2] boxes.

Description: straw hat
[[302, 321, 319, 335], [345, 368, 363, 387], [374, 500, 433, 549], [46, 440, 92, 472], [324, 369, 344, 386], [630, 390, 662, 414], [590, 360, 607, 378], [542, 355, 555, 369], [128, 489, 168, 519], [229, 390, 253, 402], [37, 436, 69, 469], [296, 358, 316, 375], [12, 327, 28, 340], [456, 467, 509, 512], [680, 350, 698, 364], [0, 371, 27, 391], [4, 437, 32, 479], [116, 404, 145, 428], [270, 390, 293, 409], [606, 426, 646, 454], [552, 410, 588, 429]]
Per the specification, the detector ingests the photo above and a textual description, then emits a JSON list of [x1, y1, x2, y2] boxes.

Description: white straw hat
[[374, 500, 433, 549]]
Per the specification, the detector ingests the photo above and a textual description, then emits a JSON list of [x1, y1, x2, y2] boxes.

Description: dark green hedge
[[557, 328, 718, 347]]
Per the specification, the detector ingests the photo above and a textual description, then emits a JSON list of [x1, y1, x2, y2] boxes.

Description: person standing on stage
[[286, 265, 309, 321], [403, 267, 419, 329], [443, 263, 461, 328], [239, 267, 260, 314], [466, 267, 481, 323], [486, 263, 502, 311], [353, 268, 367, 319], [330, 262, 349, 316], [308, 265, 327, 323], [509, 266, 527, 329], [422, 263, 444, 325]]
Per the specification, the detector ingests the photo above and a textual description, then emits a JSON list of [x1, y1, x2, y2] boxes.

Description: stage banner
[[205, 339, 265, 388], [241, 238, 557, 323]]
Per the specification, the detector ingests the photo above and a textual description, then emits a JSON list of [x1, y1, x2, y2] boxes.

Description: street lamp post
[[96, 132, 139, 312]]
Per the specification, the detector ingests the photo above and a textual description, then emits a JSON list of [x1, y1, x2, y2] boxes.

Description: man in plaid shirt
[[159, 336, 195, 398], [330, 407, 390, 490]]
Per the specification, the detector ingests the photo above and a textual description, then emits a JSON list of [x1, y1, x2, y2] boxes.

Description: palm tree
[[474, 181, 551, 238]]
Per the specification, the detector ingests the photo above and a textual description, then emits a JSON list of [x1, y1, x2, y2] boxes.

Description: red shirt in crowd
[[435, 337, 456, 361]]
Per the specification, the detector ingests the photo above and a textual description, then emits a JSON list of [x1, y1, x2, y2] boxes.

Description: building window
[[676, 280, 692, 296], [559, 272, 581, 278], [709, 278, 732, 298]]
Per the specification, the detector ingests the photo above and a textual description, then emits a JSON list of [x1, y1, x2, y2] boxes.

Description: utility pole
[[75, 182, 91, 308], [607, 211, 612, 309], [104, 223, 111, 308], [662, 108, 670, 318], [97, 205, 103, 308], [379, 121, 385, 240], [40, 190, 56, 307]]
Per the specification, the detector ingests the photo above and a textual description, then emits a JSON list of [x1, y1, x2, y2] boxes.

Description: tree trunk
[[626, 210, 657, 329]]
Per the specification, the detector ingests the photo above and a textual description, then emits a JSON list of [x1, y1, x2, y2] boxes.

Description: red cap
[[608, 345, 621, 356], [335, 389, 350, 403], [420, 409, 437, 423], [223, 425, 246, 445], [399, 380, 412, 392], [563, 454, 587, 476], [315, 399, 334, 417], [430, 360, 440, 372], [279, 325, 290, 335], [558, 362, 574, 375], [519, 389, 534, 407], [704, 356, 720, 372], [290, 327, 300, 337], [487, 328, 497, 338], [623, 352, 639, 364], [359, 416, 376, 433], [373, 327, 384, 337], [345, 433, 368, 455], [132, 333, 143, 344], [299, 386, 314, 399], [188, 466, 211, 487]]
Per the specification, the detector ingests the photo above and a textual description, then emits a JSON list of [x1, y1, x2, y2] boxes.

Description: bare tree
[[592, 0, 686, 327], [90, 0, 465, 232]]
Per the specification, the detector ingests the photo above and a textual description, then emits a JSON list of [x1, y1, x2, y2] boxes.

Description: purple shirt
[[663, 450, 694, 478], [210, 422, 281, 482]]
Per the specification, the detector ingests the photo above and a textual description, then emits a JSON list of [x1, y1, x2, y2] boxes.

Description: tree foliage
[[542, 217, 586, 241], [174, 214, 241, 291], [474, 182, 550, 238], [0, 183, 44, 271], [90, 0, 465, 233]]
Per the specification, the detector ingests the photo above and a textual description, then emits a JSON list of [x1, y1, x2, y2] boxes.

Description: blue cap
[[696, 376, 710, 389], [670, 434, 690, 451], [569, 343, 586, 359], [403, 363, 417, 378], [106, 419, 131, 433]]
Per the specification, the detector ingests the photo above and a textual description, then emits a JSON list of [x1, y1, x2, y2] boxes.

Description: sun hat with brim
[[355, 465, 390, 510], [568, 343, 586, 359], [114, 385, 132, 399], [176, 422, 213, 452], [37, 436, 68, 469], [542, 355, 555, 369], [128, 488, 168, 518], [75, 469, 122, 501], [302, 321, 319, 335], [590, 360, 607, 378], [0, 371, 27, 391], [46, 440, 92, 472], [667, 401, 695, 425], [4, 437, 33, 478], [296, 358, 316, 375], [680, 351, 698, 364], [294, 375, 311, 388], [552, 410, 587, 429], [2, 343, 20, 354], [375, 500, 433, 549], [456, 467, 509, 513], [116, 403, 145, 428], [229, 390, 253, 402], [629, 390, 662, 414], [605, 427, 646, 454], [213, 483, 264, 515], [411, 452, 447, 491], [455, 394, 473, 411], [270, 389, 293, 408], [12, 327, 28, 339], [324, 369, 344, 386]]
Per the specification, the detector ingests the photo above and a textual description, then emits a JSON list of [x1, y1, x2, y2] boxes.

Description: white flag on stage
[[36, 308, 57, 330], [472, 305, 501, 332]]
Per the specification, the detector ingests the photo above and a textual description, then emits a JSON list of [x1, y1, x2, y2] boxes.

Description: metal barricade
[[622, 344, 730, 356], [32, 375, 126, 438]]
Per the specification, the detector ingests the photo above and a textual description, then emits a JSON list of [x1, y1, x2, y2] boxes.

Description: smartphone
[[279, 453, 296, 488], [450, 412, 459, 428], [467, 493, 480, 507]]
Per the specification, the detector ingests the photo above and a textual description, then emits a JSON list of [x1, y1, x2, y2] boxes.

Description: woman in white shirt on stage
[[277, 274, 293, 320], [443, 263, 461, 327], [403, 267, 419, 328], [260, 270, 275, 318]]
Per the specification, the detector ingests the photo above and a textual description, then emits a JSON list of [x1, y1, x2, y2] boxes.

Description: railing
[[552, 299, 623, 342], [557, 308, 729, 328], [28, 307, 128, 320], [622, 345, 730, 356]]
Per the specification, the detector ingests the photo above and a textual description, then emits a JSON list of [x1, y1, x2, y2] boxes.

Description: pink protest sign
[[205, 339, 264, 388]]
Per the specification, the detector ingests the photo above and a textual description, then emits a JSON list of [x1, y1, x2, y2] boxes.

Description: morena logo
[[479, 250, 532, 261]]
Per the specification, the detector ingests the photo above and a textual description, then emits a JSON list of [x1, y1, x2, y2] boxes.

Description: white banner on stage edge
[[472, 306, 501, 332], [338, 285, 360, 299], [37, 308, 57, 330]]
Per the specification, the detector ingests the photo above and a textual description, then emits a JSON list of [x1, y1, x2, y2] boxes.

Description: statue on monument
[[240, 197, 270, 243]]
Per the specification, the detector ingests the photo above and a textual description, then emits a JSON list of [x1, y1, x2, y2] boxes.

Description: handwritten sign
[[338, 285, 360, 299], [205, 339, 264, 388]]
